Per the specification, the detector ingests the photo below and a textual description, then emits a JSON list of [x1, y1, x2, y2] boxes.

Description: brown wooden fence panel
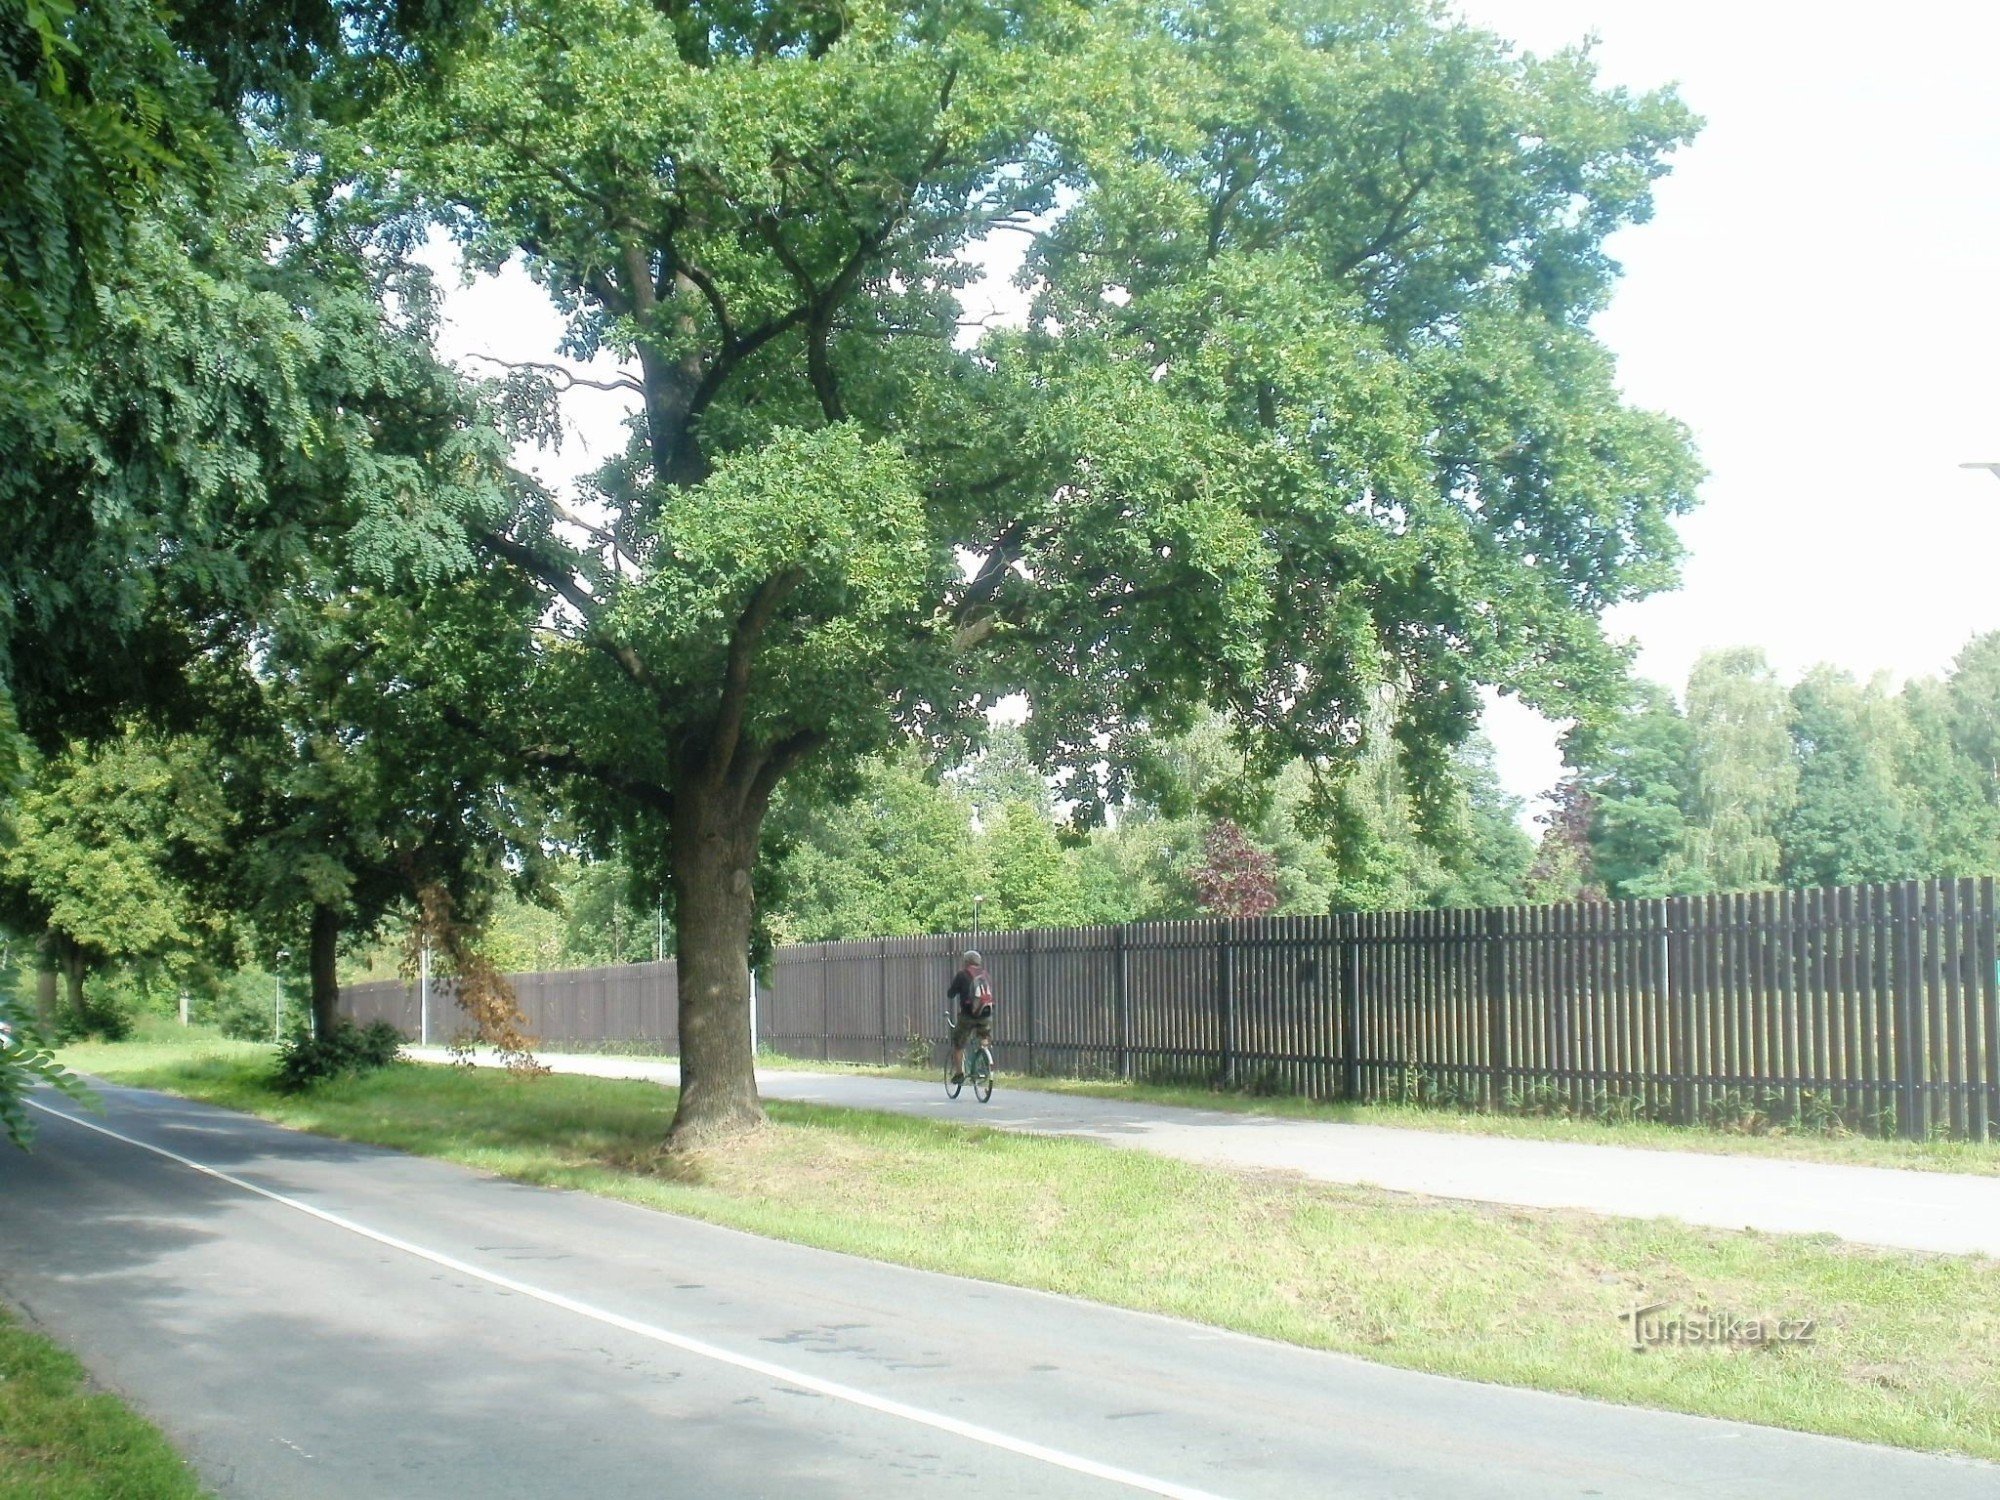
[[340, 877, 2000, 1140]]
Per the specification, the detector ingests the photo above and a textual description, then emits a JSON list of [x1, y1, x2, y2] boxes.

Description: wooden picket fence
[[345, 877, 2000, 1141]]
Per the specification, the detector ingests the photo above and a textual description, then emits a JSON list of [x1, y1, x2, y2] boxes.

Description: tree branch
[[708, 567, 806, 780], [511, 139, 653, 236], [476, 529, 666, 701], [674, 258, 736, 348], [478, 529, 603, 623], [1332, 165, 1437, 279], [441, 706, 675, 816], [744, 729, 824, 817], [951, 516, 1031, 628], [462, 352, 644, 396], [682, 304, 810, 433]]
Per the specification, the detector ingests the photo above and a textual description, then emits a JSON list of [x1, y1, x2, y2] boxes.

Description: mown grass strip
[[0, 1305, 207, 1500], [752, 1049, 2000, 1176], [59, 1037, 2000, 1463]]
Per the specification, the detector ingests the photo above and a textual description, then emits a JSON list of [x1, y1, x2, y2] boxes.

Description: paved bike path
[[7, 1082, 1999, 1499], [419, 1050, 2000, 1257]]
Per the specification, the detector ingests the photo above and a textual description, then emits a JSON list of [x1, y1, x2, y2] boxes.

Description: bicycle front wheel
[[971, 1046, 994, 1103]]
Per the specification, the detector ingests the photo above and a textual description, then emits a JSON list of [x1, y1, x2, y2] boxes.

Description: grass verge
[[754, 1050, 2000, 1176], [58, 1036, 2000, 1463], [0, 1305, 206, 1500]]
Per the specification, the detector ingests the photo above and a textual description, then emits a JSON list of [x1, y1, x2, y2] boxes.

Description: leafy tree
[[2, 0, 529, 1109], [0, 729, 236, 1032], [226, 577, 559, 1037], [1779, 668, 1917, 888], [3, 0, 222, 418], [765, 753, 980, 942], [1898, 675, 2000, 876], [482, 888, 576, 975], [1190, 820, 1280, 918], [953, 722, 1055, 822], [559, 856, 667, 966], [1680, 648, 1795, 890], [981, 800, 1086, 929], [1073, 812, 1199, 923], [2, 0, 515, 755], [1425, 736, 1535, 908], [1317, 723, 1435, 910], [1525, 775, 1603, 903], [356, 0, 1698, 1141], [1257, 764, 1343, 913], [1575, 679, 1699, 897], [1945, 633, 2000, 807], [462, 854, 666, 972]]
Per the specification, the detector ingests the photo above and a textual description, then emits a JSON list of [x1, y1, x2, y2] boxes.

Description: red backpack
[[966, 965, 995, 1015]]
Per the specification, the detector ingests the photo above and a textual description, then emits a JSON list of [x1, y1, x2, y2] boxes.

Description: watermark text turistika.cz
[[1618, 1302, 1817, 1352]]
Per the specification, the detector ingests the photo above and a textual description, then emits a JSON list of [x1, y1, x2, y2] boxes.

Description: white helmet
[[962, 950, 981, 966]]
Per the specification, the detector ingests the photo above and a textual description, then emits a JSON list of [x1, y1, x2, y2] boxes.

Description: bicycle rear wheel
[[971, 1045, 993, 1103]]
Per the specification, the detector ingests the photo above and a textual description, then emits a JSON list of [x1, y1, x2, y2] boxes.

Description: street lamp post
[[273, 950, 291, 1043]]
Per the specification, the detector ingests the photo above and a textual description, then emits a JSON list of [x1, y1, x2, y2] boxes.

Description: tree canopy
[[7, 0, 1702, 1146], [1568, 636, 2000, 899], [348, 0, 1699, 1140]]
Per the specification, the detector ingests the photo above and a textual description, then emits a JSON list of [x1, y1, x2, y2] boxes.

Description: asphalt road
[[3, 1082, 1997, 1499]]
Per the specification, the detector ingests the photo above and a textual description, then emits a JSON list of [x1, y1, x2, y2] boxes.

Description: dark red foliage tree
[[1191, 820, 1281, 918], [1528, 775, 1606, 903]]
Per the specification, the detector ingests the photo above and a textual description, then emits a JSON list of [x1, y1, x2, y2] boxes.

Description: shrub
[[274, 1020, 407, 1092], [1138, 1056, 1212, 1090], [1505, 1076, 1573, 1118], [53, 999, 132, 1044], [200, 973, 280, 1042]]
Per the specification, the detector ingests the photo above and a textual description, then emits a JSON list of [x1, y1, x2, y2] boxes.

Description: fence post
[[878, 937, 890, 1064], [1019, 929, 1036, 1076], [1340, 914, 1362, 1101], [1667, 898, 1692, 1127], [1484, 907, 1507, 1111], [1219, 922, 1237, 1088], [819, 945, 831, 1062], [1114, 926, 1132, 1081], [1893, 882, 1922, 1140]]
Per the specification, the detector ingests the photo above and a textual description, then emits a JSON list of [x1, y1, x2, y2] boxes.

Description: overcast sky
[[1459, 0, 2000, 807], [432, 0, 2000, 816]]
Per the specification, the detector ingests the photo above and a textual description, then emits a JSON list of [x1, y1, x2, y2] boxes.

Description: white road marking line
[[28, 1098, 1230, 1500]]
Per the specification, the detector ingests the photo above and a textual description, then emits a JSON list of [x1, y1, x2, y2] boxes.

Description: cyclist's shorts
[[950, 1009, 993, 1048]]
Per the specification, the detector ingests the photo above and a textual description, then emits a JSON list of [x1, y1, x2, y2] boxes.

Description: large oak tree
[[365, 0, 1701, 1143]]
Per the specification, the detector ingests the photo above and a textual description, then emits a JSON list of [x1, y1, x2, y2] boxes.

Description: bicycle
[[943, 1011, 994, 1103]]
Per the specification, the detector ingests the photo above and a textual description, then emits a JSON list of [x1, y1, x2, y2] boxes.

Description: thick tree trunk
[[309, 903, 342, 1038], [34, 929, 59, 1035], [666, 781, 765, 1148], [60, 936, 86, 1022]]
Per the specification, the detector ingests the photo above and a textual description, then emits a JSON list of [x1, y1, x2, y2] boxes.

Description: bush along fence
[[343, 877, 2000, 1142]]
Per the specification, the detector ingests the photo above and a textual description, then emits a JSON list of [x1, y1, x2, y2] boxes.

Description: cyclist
[[946, 949, 995, 1085]]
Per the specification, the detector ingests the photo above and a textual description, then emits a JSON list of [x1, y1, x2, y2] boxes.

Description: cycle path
[[416, 1049, 2000, 1257]]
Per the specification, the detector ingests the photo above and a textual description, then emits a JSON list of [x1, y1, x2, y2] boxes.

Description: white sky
[[432, 0, 2000, 817], [1462, 0, 2000, 807]]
